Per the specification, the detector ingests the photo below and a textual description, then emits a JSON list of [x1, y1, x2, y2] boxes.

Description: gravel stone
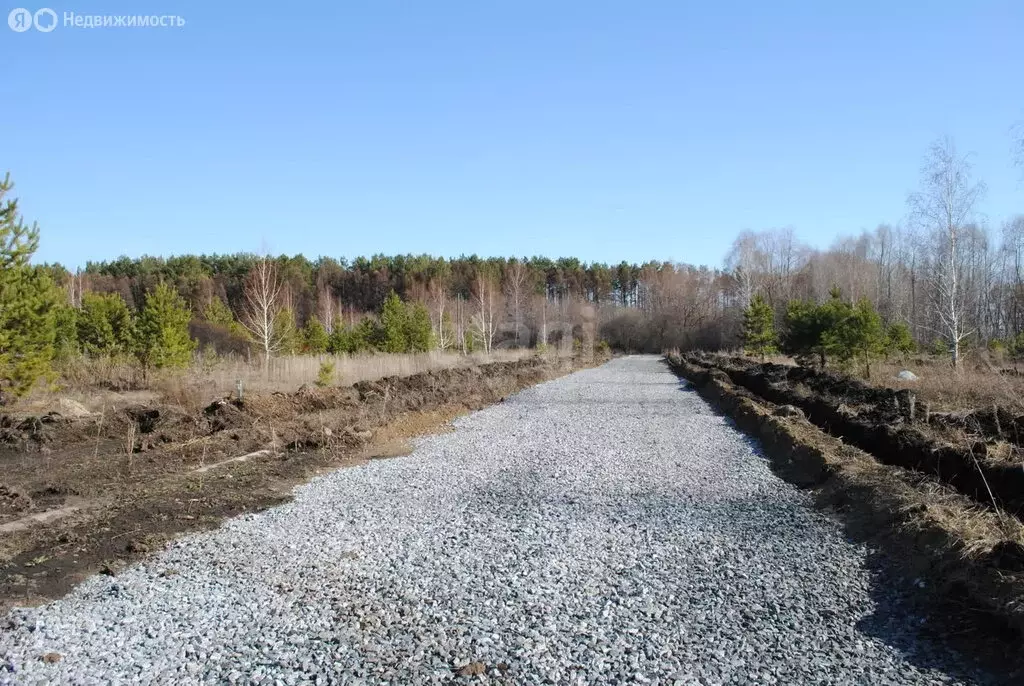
[[0, 356, 997, 684]]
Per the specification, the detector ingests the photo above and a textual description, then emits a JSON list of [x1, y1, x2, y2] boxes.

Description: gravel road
[[0, 356, 996, 684]]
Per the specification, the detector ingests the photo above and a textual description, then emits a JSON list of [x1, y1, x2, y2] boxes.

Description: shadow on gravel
[[852, 551, 1015, 685], [674, 380, 1018, 684]]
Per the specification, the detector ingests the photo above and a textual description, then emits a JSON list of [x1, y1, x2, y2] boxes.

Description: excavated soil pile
[[667, 352, 1024, 651], [684, 352, 1024, 518], [0, 355, 590, 610]]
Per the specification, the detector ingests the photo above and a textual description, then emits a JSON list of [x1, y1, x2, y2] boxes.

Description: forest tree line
[[60, 137, 1023, 367], [1, 134, 1022, 398]]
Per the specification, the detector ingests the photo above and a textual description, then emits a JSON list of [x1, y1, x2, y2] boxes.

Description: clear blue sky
[[3, 1, 1022, 269]]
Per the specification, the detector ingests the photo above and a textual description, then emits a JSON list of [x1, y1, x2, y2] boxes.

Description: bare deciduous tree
[[454, 293, 469, 353], [725, 230, 762, 306], [472, 268, 499, 353], [505, 258, 529, 347], [241, 256, 285, 368], [316, 279, 336, 334], [427, 278, 453, 351], [908, 136, 986, 368]]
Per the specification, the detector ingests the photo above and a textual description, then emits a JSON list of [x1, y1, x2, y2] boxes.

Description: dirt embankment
[[666, 352, 1024, 654], [685, 352, 1024, 518], [0, 354, 600, 611]]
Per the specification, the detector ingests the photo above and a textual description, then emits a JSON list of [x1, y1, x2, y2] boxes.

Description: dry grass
[[915, 479, 1024, 559], [721, 346, 1024, 414], [210, 349, 544, 392], [873, 357, 1024, 414], [11, 349, 557, 417]]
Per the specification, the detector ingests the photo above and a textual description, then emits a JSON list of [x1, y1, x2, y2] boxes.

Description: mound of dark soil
[[0, 353, 599, 611], [684, 352, 1024, 517]]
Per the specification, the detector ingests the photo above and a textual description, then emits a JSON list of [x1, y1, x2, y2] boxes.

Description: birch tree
[[427, 278, 453, 350], [908, 137, 986, 368], [725, 231, 761, 306], [241, 256, 284, 368], [471, 268, 499, 353], [316, 280, 335, 334], [504, 258, 529, 347]]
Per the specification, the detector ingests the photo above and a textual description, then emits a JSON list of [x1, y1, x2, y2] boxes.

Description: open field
[[0, 353, 597, 613]]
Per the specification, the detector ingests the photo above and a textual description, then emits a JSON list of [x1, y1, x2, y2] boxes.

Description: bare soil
[[685, 352, 1024, 519], [667, 351, 1024, 657], [667, 353, 1024, 679], [0, 355, 596, 612]]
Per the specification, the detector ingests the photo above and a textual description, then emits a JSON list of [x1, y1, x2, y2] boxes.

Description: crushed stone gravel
[[0, 356, 997, 684]]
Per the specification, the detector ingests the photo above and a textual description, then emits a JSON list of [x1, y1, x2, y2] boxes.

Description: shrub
[[188, 319, 251, 356], [987, 338, 1007, 364], [315, 360, 335, 387], [328, 317, 381, 354]]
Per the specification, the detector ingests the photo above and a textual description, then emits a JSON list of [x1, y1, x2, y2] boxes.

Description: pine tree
[[0, 173, 38, 269], [53, 304, 79, 360], [135, 282, 196, 370], [357, 317, 383, 352], [741, 294, 776, 360], [327, 317, 351, 354], [77, 292, 135, 356], [0, 173, 59, 400], [822, 298, 888, 378], [302, 317, 329, 354], [886, 322, 915, 356], [406, 302, 434, 352], [380, 291, 408, 353], [202, 296, 245, 336], [783, 287, 849, 368], [0, 268, 60, 399]]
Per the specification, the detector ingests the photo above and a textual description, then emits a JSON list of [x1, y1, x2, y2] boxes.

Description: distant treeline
[[42, 254, 728, 355], [68, 254, 647, 315]]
